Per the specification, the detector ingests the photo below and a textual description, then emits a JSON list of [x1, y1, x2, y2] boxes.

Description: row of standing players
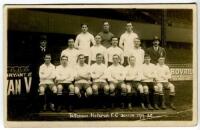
[[38, 22, 171, 112], [62, 21, 166, 67]]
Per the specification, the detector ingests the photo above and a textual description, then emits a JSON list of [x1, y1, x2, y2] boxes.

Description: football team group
[[38, 21, 176, 112]]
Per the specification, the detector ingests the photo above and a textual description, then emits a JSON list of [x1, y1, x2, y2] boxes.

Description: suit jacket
[[145, 46, 166, 64]]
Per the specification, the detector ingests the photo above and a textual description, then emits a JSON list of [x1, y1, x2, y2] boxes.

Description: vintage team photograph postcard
[[4, 4, 197, 127]]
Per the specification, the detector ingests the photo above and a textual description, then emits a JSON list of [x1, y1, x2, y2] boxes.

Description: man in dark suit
[[146, 37, 166, 64]]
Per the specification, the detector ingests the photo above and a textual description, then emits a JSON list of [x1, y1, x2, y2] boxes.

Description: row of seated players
[[39, 53, 176, 112]]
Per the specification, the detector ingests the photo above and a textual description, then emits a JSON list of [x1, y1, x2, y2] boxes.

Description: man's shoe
[[141, 103, 147, 110], [128, 103, 132, 110], [170, 103, 176, 110], [56, 105, 62, 112], [42, 104, 47, 112], [154, 104, 160, 110], [121, 103, 125, 109], [148, 104, 154, 110], [161, 103, 167, 110], [111, 103, 115, 108], [50, 103, 56, 112], [68, 105, 73, 112]]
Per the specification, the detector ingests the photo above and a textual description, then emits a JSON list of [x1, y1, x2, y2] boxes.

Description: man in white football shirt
[[61, 38, 79, 68], [55, 55, 76, 112], [119, 22, 138, 66], [141, 54, 156, 110], [90, 53, 109, 108], [155, 57, 176, 110], [127, 38, 144, 66], [74, 24, 95, 64], [107, 37, 124, 66], [74, 54, 92, 98], [38, 54, 56, 111], [106, 54, 126, 108], [125, 56, 143, 110], [90, 35, 107, 66]]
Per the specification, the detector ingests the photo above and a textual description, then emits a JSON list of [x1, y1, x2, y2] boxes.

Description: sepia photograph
[[4, 4, 197, 127]]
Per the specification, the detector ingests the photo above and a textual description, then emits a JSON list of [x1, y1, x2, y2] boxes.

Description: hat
[[153, 36, 159, 40], [153, 36, 160, 43], [40, 35, 47, 40]]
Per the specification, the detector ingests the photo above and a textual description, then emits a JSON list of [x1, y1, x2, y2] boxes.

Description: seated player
[[106, 54, 126, 108], [155, 56, 176, 110], [55, 55, 75, 112], [107, 37, 124, 66], [61, 38, 79, 69], [74, 54, 93, 99], [38, 54, 57, 111], [90, 53, 109, 108], [141, 54, 156, 110], [90, 35, 107, 66], [125, 56, 142, 110]]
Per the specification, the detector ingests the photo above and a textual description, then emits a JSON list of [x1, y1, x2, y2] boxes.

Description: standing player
[[61, 38, 79, 68], [98, 21, 114, 48], [55, 55, 75, 112], [146, 36, 166, 64], [38, 54, 57, 111], [90, 53, 109, 108], [90, 35, 107, 66], [74, 54, 93, 107], [106, 54, 126, 108], [141, 54, 156, 110], [127, 38, 144, 66], [125, 56, 143, 110], [74, 24, 95, 64], [107, 37, 124, 66], [155, 57, 176, 110], [119, 22, 139, 66]]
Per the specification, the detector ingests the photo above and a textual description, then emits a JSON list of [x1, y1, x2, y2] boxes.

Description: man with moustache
[[146, 36, 166, 64]]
